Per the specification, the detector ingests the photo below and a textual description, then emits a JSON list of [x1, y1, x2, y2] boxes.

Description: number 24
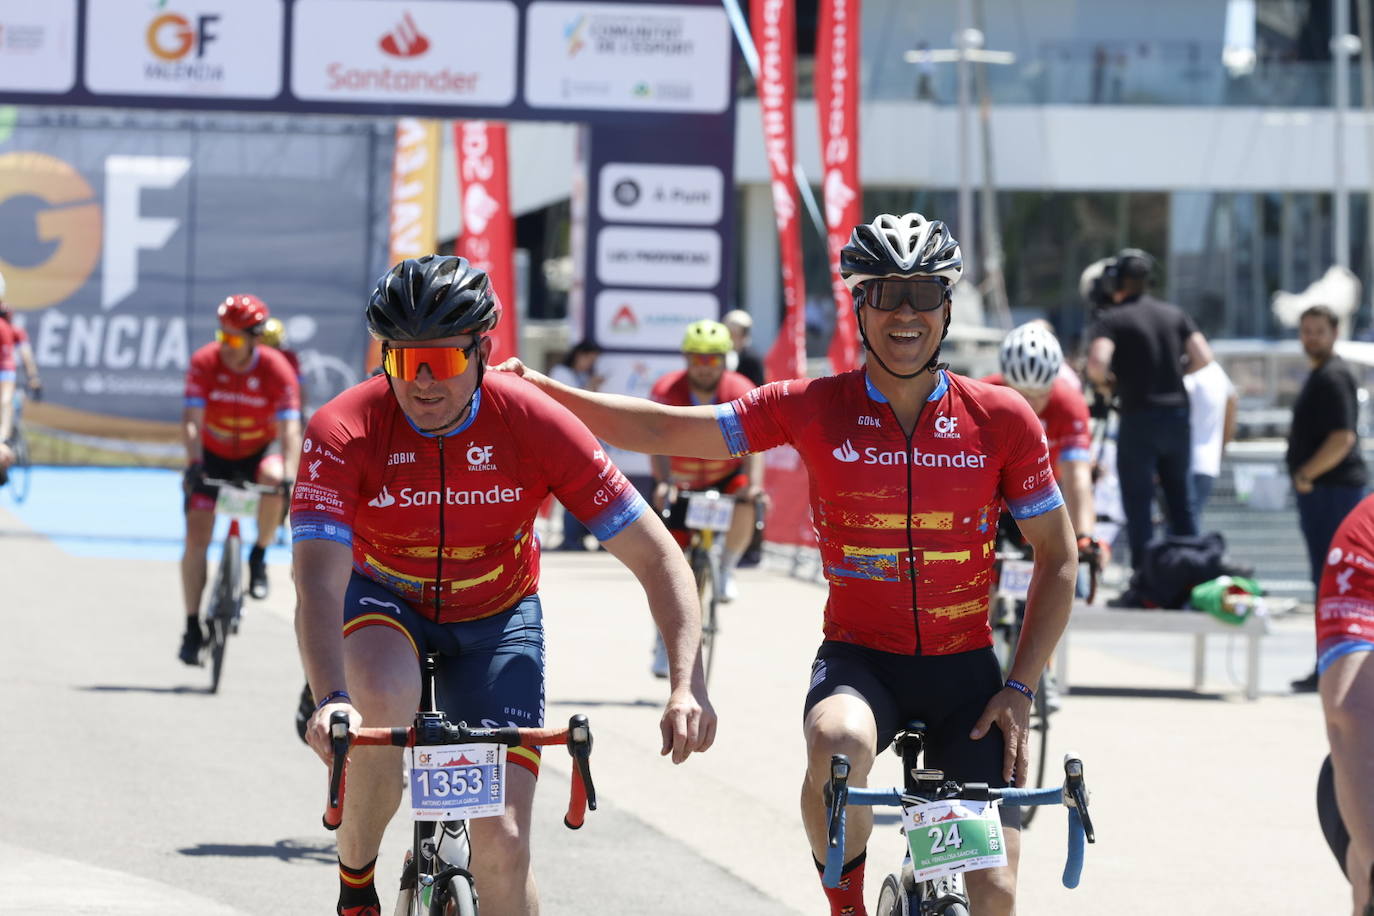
[[927, 823, 963, 854]]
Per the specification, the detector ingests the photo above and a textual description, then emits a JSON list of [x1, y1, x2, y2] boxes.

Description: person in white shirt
[[1184, 360, 1238, 521]]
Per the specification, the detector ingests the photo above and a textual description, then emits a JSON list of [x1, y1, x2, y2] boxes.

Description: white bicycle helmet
[[999, 322, 1063, 390], [840, 213, 963, 290]]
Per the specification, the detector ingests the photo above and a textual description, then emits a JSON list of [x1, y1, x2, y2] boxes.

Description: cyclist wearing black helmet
[[498, 214, 1076, 916], [293, 255, 716, 916]]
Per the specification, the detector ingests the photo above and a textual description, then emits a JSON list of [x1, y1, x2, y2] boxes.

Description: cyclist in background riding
[[294, 255, 715, 916], [0, 316, 15, 484], [1313, 494, 1374, 916], [0, 273, 43, 401], [648, 321, 762, 671], [179, 295, 302, 664], [984, 321, 1105, 567], [497, 213, 1077, 916]]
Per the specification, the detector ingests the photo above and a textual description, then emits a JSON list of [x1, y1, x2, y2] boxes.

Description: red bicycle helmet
[[217, 294, 269, 331]]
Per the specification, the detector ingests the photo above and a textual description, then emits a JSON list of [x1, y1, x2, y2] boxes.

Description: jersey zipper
[[881, 395, 929, 656], [434, 435, 446, 622]]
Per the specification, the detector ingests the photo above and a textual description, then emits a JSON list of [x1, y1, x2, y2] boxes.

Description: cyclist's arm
[[1056, 458, 1095, 537], [1222, 387, 1239, 453], [278, 416, 302, 482], [1006, 504, 1077, 688], [1321, 651, 1374, 907], [600, 511, 716, 763], [17, 342, 39, 390], [498, 359, 733, 460], [183, 405, 204, 464], [744, 450, 765, 497], [294, 538, 360, 758]]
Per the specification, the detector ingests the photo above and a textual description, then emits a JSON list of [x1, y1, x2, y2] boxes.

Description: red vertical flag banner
[[815, 0, 861, 374], [454, 120, 518, 361], [754, 0, 807, 383]]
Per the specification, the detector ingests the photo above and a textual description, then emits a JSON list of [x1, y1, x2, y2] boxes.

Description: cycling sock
[[183, 615, 200, 635], [249, 543, 266, 566], [337, 857, 379, 915], [814, 851, 867, 916]]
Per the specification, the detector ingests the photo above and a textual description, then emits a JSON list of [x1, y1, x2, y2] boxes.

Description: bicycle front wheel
[[207, 533, 242, 693], [690, 547, 718, 684], [6, 428, 30, 504], [875, 873, 912, 915], [434, 875, 477, 916]]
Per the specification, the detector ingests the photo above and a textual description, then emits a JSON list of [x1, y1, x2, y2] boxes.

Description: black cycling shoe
[[248, 551, 269, 600], [1291, 668, 1320, 693], [178, 625, 203, 665]]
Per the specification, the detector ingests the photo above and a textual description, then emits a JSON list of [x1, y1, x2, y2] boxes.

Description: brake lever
[[569, 714, 597, 811], [1063, 753, 1094, 843], [826, 755, 851, 849]]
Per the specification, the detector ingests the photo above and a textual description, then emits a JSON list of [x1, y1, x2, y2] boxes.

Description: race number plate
[[214, 485, 259, 519], [997, 560, 1034, 601], [902, 798, 1008, 881], [404, 743, 506, 821], [684, 491, 735, 532]]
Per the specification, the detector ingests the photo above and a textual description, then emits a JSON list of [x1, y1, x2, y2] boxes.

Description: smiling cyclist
[[496, 212, 1076, 916]]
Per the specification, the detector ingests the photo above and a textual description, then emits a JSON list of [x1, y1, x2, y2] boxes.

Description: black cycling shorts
[[186, 446, 270, 512], [804, 640, 1022, 829]]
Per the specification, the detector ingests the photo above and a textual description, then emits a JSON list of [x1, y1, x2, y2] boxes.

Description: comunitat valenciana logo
[[563, 15, 588, 57]]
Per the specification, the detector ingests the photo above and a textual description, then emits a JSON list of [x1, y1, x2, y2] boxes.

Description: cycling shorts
[[342, 572, 546, 777], [186, 447, 279, 513], [661, 469, 749, 548], [803, 641, 1023, 829]]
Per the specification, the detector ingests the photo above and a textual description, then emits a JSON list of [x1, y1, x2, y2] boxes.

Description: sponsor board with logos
[[594, 290, 718, 350], [85, 0, 285, 98], [524, 2, 730, 113], [597, 162, 723, 226], [0, 0, 77, 94], [290, 0, 517, 106], [595, 226, 720, 289]]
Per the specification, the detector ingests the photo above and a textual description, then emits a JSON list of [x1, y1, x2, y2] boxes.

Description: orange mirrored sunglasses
[[686, 353, 725, 367], [382, 340, 480, 381], [216, 329, 247, 347]]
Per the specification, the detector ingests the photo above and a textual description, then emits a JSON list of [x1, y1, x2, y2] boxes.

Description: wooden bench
[[1056, 601, 1274, 700]]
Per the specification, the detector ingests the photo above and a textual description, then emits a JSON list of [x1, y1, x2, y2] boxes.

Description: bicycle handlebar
[[322, 712, 597, 832], [821, 754, 1094, 891], [201, 477, 286, 494]]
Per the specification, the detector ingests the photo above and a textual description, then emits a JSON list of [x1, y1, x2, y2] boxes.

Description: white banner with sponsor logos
[[0, 0, 77, 94]]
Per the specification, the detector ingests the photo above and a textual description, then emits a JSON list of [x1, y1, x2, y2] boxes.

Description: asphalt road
[[0, 471, 1353, 914]]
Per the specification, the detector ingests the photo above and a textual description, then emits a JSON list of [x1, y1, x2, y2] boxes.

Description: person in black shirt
[[1287, 304, 1369, 691], [1086, 249, 1214, 570], [722, 309, 766, 387]]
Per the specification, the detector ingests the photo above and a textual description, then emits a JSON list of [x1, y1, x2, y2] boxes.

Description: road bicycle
[[197, 477, 279, 692], [324, 654, 596, 915], [824, 720, 1094, 915], [662, 487, 738, 684], [3, 390, 31, 504]]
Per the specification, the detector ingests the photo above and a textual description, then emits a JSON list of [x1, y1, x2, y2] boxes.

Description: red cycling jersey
[[0, 321, 14, 381], [1316, 493, 1374, 673], [290, 372, 648, 624], [717, 369, 1063, 655], [982, 373, 1092, 474], [185, 343, 301, 460], [649, 368, 757, 488]]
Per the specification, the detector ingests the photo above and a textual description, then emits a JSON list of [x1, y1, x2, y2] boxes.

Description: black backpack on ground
[[1111, 532, 1252, 609]]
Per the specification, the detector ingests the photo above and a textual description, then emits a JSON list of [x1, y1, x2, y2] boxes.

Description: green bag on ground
[[1189, 575, 1264, 625]]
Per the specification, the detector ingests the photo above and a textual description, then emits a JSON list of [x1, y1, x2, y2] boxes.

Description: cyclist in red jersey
[[179, 294, 302, 664], [0, 272, 43, 400], [984, 321, 1102, 554], [0, 317, 15, 480], [498, 213, 1076, 916], [1314, 495, 1374, 915], [294, 256, 715, 916]]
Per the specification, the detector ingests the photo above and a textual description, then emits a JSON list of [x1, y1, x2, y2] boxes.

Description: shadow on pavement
[[1067, 686, 1228, 701], [549, 698, 661, 709], [178, 838, 336, 864], [0, 528, 183, 545], [79, 684, 213, 695]]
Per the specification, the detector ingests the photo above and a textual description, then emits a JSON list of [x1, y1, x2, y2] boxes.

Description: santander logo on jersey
[[368, 485, 396, 508], [831, 439, 988, 469], [832, 440, 860, 462], [367, 484, 525, 508]]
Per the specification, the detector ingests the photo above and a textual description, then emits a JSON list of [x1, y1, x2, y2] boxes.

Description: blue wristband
[[1005, 678, 1036, 701], [314, 689, 352, 711]]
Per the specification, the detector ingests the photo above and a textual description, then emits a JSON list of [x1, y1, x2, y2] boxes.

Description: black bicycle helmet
[[366, 255, 499, 341], [840, 212, 963, 290]]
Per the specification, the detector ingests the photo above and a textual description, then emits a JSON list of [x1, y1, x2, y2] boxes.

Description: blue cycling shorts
[[342, 571, 546, 777]]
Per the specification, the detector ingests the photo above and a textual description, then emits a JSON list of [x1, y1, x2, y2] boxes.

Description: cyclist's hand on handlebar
[[659, 684, 717, 764], [970, 686, 1033, 787], [0, 442, 14, 470], [305, 701, 362, 765], [279, 478, 295, 500], [1076, 535, 1109, 570], [28, 380, 42, 400]]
